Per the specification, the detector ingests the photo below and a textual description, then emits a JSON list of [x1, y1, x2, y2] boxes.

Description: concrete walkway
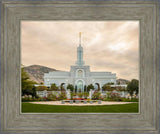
[[29, 101, 136, 106]]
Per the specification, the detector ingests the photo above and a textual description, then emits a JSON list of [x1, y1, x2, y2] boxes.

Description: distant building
[[44, 33, 116, 92]]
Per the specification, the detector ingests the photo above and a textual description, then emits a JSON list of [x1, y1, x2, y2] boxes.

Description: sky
[[21, 21, 139, 80]]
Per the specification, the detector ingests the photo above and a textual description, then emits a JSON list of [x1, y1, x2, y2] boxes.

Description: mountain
[[23, 65, 57, 83], [116, 78, 129, 85]]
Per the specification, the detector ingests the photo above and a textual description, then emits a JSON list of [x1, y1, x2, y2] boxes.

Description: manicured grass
[[22, 102, 139, 113]]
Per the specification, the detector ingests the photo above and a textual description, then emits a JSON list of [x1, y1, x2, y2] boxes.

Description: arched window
[[78, 70, 83, 77]]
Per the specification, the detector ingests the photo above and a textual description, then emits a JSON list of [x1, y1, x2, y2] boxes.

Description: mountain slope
[[116, 78, 129, 85], [23, 65, 57, 83]]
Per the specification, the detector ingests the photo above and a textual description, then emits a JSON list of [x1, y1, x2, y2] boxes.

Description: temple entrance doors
[[76, 80, 84, 93]]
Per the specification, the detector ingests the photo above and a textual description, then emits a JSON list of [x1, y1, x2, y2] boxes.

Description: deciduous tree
[[127, 79, 139, 96], [21, 68, 36, 96], [50, 83, 59, 91]]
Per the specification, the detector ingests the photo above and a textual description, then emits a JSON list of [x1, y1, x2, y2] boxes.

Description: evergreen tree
[[32, 86, 38, 98], [84, 85, 87, 92], [87, 84, 94, 92], [75, 85, 77, 93], [67, 84, 74, 92]]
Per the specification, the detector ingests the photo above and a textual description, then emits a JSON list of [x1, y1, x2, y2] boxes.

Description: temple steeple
[[79, 32, 81, 46], [75, 32, 85, 66]]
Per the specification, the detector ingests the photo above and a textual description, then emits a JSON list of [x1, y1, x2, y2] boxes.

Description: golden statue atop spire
[[76, 32, 84, 65]]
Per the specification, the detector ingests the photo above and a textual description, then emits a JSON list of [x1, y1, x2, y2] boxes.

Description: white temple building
[[44, 33, 116, 92]]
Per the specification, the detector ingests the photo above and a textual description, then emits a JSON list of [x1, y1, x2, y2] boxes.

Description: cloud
[[21, 21, 139, 80]]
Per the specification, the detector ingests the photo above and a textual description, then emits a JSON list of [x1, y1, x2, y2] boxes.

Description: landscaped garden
[[21, 90, 139, 113], [22, 90, 139, 102], [21, 68, 139, 113]]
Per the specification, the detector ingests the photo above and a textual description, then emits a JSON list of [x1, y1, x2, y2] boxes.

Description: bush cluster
[[92, 91, 102, 100], [22, 91, 67, 102], [58, 91, 67, 100], [22, 90, 139, 102], [103, 91, 139, 102], [103, 97, 138, 102], [22, 97, 44, 102], [71, 92, 89, 99], [47, 93, 56, 101]]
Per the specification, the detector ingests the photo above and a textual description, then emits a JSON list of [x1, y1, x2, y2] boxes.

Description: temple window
[[78, 70, 83, 77]]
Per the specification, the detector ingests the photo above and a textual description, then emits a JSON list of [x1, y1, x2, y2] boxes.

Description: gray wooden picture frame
[[1, 0, 159, 133]]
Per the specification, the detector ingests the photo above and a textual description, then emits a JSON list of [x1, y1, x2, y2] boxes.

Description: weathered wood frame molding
[[1, 0, 159, 133]]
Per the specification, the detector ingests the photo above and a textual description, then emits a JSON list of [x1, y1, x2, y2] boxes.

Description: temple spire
[[75, 32, 85, 66], [79, 32, 81, 46]]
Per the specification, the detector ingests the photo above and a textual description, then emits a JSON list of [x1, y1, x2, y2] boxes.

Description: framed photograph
[[1, 0, 159, 133], [21, 21, 139, 113]]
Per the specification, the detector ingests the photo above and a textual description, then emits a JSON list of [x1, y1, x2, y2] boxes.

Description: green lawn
[[22, 102, 139, 113]]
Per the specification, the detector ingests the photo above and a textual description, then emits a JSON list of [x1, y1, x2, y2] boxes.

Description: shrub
[[131, 98, 139, 102], [37, 97, 43, 101], [71, 92, 77, 99], [102, 84, 114, 91], [116, 86, 126, 91], [110, 91, 120, 101], [58, 91, 67, 100], [36, 86, 48, 91], [47, 88, 54, 91], [121, 98, 138, 102], [102, 98, 108, 101], [43, 96, 47, 101], [50, 83, 59, 91], [22, 97, 38, 102], [103, 91, 122, 101], [47, 93, 56, 101], [105, 91, 122, 101], [32, 97, 37, 101], [22, 97, 28, 102], [86, 98, 91, 102], [103, 94, 139, 102], [83, 92, 89, 99], [92, 91, 102, 100], [77, 93, 83, 98]]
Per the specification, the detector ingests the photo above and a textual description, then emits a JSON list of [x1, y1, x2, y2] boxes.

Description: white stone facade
[[44, 33, 116, 92]]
